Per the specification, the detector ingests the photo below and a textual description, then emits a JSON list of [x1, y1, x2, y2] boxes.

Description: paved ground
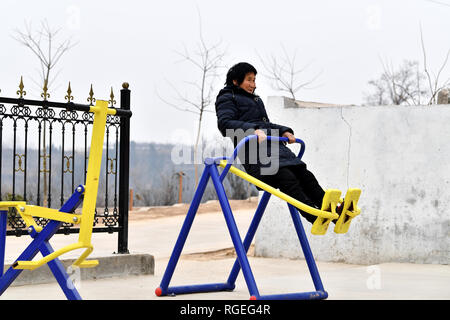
[[1, 206, 449, 300]]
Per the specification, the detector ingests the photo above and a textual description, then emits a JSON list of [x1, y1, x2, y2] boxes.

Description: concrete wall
[[254, 96, 450, 265]]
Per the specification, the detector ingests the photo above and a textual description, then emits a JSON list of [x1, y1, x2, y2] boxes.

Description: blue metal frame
[[0, 210, 7, 278], [156, 135, 328, 300], [0, 185, 85, 300]]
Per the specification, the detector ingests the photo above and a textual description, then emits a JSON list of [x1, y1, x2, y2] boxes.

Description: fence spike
[[109, 87, 116, 107], [87, 84, 96, 106], [65, 81, 74, 103], [41, 79, 50, 101], [17, 76, 27, 99]]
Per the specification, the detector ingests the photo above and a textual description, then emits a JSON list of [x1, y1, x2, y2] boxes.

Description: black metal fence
[[0, 79, 132, 254]]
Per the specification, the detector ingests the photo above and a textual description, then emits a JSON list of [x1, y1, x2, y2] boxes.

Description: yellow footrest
[[334, 188, 361, 234], [76, 260, 99, 268], [13, 259, 99, 270], [311, 189, 342, 235], [12, 261, 40, 270], [12, 242, 96, 271]]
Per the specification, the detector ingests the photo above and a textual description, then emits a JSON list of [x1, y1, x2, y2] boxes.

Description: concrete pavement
[[1, 208, 449, 300]]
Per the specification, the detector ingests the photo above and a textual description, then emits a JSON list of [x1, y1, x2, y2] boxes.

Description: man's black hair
[[225, 62, 257, 86]]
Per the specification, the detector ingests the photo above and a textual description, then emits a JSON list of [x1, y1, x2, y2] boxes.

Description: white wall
[[254, 96, 450, 265]]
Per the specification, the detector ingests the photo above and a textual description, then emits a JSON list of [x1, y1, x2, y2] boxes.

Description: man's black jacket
[[215, 85, 304, 177]]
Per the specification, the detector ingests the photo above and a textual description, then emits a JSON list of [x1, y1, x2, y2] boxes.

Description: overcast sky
[[1, 0, 449, 145]]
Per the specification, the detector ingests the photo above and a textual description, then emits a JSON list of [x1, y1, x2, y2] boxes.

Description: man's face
[[235, 72, 256, 94]]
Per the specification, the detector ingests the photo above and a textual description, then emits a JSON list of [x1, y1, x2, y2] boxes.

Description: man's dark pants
[[256, 164, 325, 224]]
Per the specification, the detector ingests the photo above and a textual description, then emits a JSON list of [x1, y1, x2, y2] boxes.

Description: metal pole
[[117, 82, 130, 254], [129, 189, 134, 211], [209, 164, 260, 298], [157, 167, 211, 296], [177, 171, 185, 203], [0, 211, 7, 277], [226, 191, 271, 286], [288, 203, 325, 292]]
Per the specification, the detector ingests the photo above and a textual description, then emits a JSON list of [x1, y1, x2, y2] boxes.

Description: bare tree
[[157, 11, 226, 186], [257, 45, 322, 100], [364, 59, 427, 106], [12, 20, 77, 91], [157, 172, 178, 206], [420, 25, 450, 105], [12, 20, 76, 206], [365, 27, 449, 106], [133, 171, 178, 206]]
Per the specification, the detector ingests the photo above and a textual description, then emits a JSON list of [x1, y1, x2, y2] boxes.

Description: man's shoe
[[332, 199, 344, 224]]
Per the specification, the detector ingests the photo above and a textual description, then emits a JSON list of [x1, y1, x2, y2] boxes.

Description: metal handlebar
[[217, 134, 305, 181]]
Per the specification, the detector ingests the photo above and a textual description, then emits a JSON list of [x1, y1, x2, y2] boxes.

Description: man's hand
[[255, 129, 267, 144], [282, 131, 296, 144]]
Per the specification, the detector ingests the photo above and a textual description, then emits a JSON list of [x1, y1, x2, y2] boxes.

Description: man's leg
[[290, 165, 345, 224], [259, 167, 317, 224], [290, 164, 326, 209]]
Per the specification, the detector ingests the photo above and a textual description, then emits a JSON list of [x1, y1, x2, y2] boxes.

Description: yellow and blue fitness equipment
[[0, 100, 129, 300], [156, 135, 361, 300]]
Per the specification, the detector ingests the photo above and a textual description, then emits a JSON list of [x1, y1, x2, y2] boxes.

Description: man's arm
[[268, 122, 294, 136], [216, 93, 259, 135]]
